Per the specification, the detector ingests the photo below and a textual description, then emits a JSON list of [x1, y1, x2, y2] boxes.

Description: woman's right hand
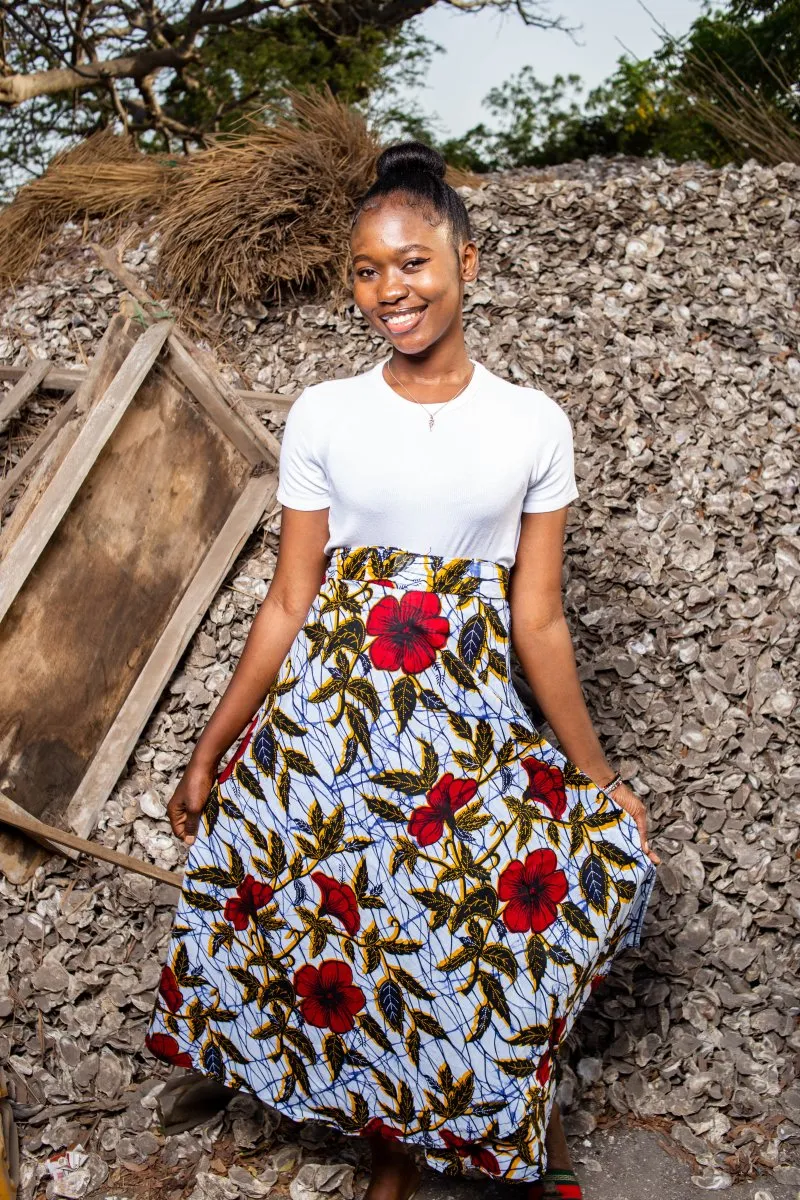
[[162, 513, 330, 848], [167, 758, 219, 846]]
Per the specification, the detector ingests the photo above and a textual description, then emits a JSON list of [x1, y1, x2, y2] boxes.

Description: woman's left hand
[[608, 781, 660, 866]]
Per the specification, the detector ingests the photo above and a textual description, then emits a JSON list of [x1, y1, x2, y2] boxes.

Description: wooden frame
[[0, 358, 51, 427], [0, 314, 279, 883], [0, 361, 295, 413]]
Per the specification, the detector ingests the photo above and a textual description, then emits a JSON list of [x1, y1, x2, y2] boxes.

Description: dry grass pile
[[154, 87, 383, 310], [0, 130, 173, 291], [0, 91, 480, 309], [679, 36, 800, 167]]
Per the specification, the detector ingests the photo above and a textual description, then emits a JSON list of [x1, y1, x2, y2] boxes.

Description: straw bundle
[[154, 87, 383, 310], [0, 130, 174, 291]]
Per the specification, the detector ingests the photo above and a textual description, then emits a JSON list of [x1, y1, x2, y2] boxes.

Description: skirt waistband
[[325, 544, 510, 602]]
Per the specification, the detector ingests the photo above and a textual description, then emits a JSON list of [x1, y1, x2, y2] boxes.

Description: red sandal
[[527, 1169, 583, 1199]]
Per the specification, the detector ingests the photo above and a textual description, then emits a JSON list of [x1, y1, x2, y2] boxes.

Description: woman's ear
[[461, 240, 479, 283]]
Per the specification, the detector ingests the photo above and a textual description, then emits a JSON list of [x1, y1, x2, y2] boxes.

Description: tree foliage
[[0, 0, 572, 185], [440, 0, 800, 170]]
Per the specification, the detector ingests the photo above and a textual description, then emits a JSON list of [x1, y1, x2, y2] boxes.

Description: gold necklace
[[384, 360, 476, 431]]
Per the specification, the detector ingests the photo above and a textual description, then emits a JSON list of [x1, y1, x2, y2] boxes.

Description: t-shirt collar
[[373, 356, 483, 418]]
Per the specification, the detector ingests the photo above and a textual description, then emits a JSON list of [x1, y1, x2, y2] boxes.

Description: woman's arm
[[509, 508, 659, 865], [168, 504, 330, 844]]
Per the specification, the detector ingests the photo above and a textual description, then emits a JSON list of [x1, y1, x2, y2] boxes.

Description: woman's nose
[[377, 272, 409, 304]]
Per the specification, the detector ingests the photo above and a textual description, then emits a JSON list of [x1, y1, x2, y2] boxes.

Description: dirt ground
[[50, 1114, 793, 1200]]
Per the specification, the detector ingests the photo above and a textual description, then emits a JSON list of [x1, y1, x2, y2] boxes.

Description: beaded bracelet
[[599, 771, 624, 795]]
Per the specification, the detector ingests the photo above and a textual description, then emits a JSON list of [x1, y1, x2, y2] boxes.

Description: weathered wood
[[0, 313, 276, 882], [0, 362, 295, 412], [0, 364, 87, 394], [92, 247, 283, 463], [164, 340, 265, 466], [0, 792, 182, 887], [0, 314, 132, 556], [66, 471, 275, 840], [0, 358, 52, 427], [168, 339, 282, 463], [0, 792, 80, 862], [0, 393, 79, 510], [0, 320, 173, 623]]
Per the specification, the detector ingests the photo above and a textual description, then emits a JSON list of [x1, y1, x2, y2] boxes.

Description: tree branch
[[0, 45, 192, 105]]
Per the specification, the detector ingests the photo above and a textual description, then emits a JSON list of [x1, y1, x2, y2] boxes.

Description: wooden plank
[[164, 341, 263, 466], [0, 314, 132, 556], [165, 339, 281, 465], [219, 387, 292, 414], [184, 353, 283, 463], [0, 393, 78, 510], [0, 792, 79, 862], [0, 364, 86, 393], [0, 792, 182, 887], [0, 363, 296, 412], [0, 320, 173, 624], [91, 248, 282, 465], [174, 348, 283, 463], [0, 358, 52, 427], [66, 470, 276, 840]]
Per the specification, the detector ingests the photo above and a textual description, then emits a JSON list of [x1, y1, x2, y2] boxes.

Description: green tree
[[0, 0, 574, 185], [442, 0, 800, 170]]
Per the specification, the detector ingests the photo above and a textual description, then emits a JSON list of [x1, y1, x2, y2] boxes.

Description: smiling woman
[[349, 143, 477, 402], [147, 141, 658, 1200]]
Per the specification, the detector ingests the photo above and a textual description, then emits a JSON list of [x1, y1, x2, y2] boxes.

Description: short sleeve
[[521, 405, 580, 513], [275, 387, 331, 510]]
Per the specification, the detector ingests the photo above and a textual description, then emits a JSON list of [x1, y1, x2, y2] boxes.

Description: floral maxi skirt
[[147, 545, 657, 1181]]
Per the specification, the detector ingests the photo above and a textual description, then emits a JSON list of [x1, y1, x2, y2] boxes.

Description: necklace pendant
[[428, 415, 435, 431]]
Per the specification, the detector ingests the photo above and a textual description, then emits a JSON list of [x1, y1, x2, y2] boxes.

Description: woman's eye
[[405, 258, 428, 269]]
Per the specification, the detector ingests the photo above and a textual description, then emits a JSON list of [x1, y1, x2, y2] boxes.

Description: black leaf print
[[253, 725, 276, 776], [377, 980, 405, 1033], [203, 1043, 224, 1081], [458, 613, 487, 669]]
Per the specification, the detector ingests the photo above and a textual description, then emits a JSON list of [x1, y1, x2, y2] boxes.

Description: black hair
[[351, 140, 473, 248]]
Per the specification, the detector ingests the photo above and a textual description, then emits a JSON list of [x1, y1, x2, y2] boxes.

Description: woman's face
[[350, 195, 478, 357]]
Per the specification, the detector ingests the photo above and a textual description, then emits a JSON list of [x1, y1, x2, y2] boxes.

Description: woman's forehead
[[351, 199, 449, 255]]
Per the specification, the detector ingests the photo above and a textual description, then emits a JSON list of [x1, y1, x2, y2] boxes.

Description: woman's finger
[[636, 808, 661, 866], [183, 799, 204, 846], [166, 797, 183, 839], [612, 784, 661, 867]]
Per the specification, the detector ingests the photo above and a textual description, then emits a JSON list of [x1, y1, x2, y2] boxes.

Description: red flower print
[[550, 1016, 567, 1046], [535, 1015, 568, 1086], [294, 960, 366, 1033], [371, 578, 397, 588], [497, 848, 568, 934], [218, 713, 260, 784], [159, 965, 184, 1013], [408, 772, 478, 847], [365, 591, 449, 674], [521, 758, 567, 821], [223, 874, 274, 931], [441, 1130, 501, 1175], [590, 973, 607, 993], [360, 1117, 403, 1140], [312, 872, 360, 936], [536, 1050, 552, 1087], [145, 1032, 193, 1069]]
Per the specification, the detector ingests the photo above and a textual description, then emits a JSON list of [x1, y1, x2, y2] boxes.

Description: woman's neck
[[386, 342, 473, 396]]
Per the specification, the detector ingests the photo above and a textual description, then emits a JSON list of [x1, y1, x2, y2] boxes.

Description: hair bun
[[376, 141, 447, 182]]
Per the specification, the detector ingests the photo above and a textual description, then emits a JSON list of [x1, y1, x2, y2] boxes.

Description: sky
[[407, 0, 703, 139]]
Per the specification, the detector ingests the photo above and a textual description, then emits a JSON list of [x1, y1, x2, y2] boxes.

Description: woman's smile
[[380, 305, 428, 336]]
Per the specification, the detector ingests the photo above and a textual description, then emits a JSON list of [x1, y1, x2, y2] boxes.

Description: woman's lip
[[380, 306, 427, 335]]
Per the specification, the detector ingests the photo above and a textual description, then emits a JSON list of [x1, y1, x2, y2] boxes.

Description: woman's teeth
[[382, 308, 426, 333]]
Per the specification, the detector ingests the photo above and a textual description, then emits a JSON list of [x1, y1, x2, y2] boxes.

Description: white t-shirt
[[275, 357, 579, 569]]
